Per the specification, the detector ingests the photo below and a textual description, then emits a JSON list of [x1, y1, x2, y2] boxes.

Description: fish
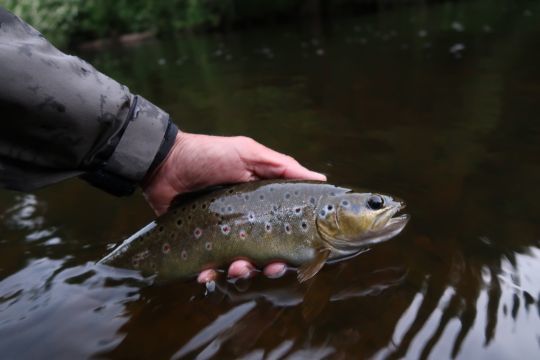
[[99, 180, 409, 282]]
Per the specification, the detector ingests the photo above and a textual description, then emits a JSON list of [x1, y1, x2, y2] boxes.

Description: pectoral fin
[[297, 248, 331, 283]]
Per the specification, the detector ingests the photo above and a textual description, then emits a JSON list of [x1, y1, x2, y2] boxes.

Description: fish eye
[[367, 195, 384, 210]]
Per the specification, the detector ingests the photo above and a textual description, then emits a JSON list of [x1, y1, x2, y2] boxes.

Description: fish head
[[316, 193, 409, 256]]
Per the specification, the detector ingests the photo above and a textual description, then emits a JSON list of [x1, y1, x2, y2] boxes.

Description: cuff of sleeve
[[81, 95, 178, 196]]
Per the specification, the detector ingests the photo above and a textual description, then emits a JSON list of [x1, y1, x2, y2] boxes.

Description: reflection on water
[[1, 0, 540, 358]]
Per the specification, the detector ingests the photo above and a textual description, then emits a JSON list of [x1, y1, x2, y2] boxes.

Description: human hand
[[142, 132, 326, 283]]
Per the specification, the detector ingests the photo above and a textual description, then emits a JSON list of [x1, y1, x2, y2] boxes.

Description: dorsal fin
[[167, 184, 233, 212]]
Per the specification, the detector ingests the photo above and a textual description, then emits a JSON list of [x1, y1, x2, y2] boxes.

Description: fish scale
[[100, 180, 408, 282]]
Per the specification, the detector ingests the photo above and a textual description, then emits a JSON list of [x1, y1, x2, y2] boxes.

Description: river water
[[1, 1, 540, 359]]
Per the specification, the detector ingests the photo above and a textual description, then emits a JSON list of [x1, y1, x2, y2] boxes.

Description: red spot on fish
[[194, 228, 202, 238], [239, 230, 247, 239], [162, 243, 171, 254], [221, 224, 231, 235]]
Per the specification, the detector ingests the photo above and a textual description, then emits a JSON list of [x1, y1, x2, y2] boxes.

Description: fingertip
[[308, 171, 327, 182], [228, 260, 257, 279], [198, 269, 218, 284], [264, 262, 288, 279]]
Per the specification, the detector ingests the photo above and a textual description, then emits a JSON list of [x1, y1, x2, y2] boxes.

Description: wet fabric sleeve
[[0, 7, 178, 196]]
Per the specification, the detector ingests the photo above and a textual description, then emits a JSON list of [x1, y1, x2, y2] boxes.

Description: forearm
[[0, 7, 176, 195]]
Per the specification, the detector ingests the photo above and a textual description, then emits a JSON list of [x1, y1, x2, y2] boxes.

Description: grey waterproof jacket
[[0, 7, 178, 196]]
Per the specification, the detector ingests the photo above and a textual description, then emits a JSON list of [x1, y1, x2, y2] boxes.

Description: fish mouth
[[387, 203, 409, 227], [364, 203, 409, 247]]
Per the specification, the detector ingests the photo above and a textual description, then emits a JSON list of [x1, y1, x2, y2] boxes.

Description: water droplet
[[449, 43, 465, 58], [451, 21, 464, 32]]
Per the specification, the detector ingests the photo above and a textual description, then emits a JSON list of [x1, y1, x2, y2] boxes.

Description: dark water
[[2, 1, 540, 358]]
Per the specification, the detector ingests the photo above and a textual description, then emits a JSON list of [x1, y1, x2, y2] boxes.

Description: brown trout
[[100, 180, 409, 282]]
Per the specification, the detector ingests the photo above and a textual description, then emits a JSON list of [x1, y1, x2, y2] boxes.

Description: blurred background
[[6, 0, 481, 48], [2, 0, 540, 359]]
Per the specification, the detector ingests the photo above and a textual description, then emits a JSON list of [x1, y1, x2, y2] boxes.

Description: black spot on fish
[[176, 219, 183, 226], [273, 205, 279, 212], [341, 200, 350, 207], [244, 195, 250, 201], [294, 190, 299, 196], [259, 194, 265, 200], [158, 226, 164, 233], [181, 250, 188, 260], [227, 206, 233, 213], [319, 209, 326, 218], [205, 242, 213, 251], [194, 228, 202, 238], [330, 192, 336, 196], [294, 207, 302, 214], [228, 189, 234, 194], [248, 212, 255, 222], [211, 198, 216, 203], [327, 205, 334, 211], [310, 197, 316, 205], [202, 203, 207, 210], [188, 215, 192, 220], [301, 220, 308, 231], [285, 193, 291, 199], [191, 204, 197, 210], [169, 233, 175, 239], [265, 222, 272, 232], [284, 223, 292, 234]]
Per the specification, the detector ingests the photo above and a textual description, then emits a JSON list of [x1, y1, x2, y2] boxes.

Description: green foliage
[[3, 0, 81, 45], [2, 0, 451, 47]]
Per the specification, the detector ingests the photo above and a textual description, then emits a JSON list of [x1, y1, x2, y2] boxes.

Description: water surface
[[1, 1, 540, 359]]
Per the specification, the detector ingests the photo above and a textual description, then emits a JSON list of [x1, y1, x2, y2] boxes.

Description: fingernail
[[265, 264, 287, 279]]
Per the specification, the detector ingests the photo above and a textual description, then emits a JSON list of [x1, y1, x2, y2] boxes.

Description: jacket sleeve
[[0, 7, 178, 196]]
